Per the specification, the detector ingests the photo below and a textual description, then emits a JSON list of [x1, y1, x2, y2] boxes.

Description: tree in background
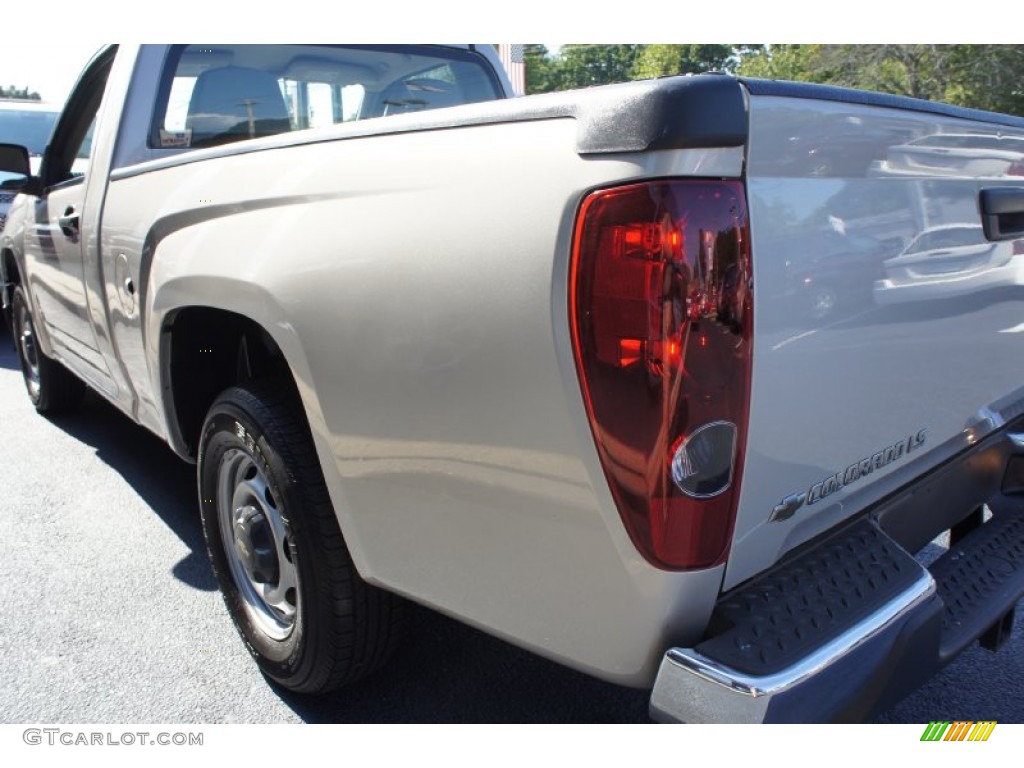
[[632, 44, 736, 78], [521, 44, 1024, 117], [523, 44, 557, 95], [737, 44, 1024, 116], [943, 45, 1024, 115], [552, 44, 642, 90], [733, 44, 831, 82], [0, 85, 41, 100], [523, 44, 719, 93]]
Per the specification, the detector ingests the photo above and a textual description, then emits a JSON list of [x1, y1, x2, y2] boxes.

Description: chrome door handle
[[58, 206, 80, 238]]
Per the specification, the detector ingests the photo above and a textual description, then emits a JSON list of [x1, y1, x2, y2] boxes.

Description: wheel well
[[1, 250, 18, 284], [162, 307, 294, 460], [2, 250, 20, 325]]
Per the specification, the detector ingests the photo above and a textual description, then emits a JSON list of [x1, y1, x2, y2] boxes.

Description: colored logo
[[920, 721, 997, 741]]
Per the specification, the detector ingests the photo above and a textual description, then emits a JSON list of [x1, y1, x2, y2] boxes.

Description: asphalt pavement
[[0, 329, 1020, 724]]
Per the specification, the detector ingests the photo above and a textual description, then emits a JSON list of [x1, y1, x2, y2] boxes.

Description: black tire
[[10, 285, 85, 413], [198, 381, 403, 693]]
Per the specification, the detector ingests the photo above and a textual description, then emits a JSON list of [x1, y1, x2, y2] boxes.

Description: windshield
[[0, 106, 60, 156]]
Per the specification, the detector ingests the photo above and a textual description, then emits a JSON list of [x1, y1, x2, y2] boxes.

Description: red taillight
[[569, 180, 752, 570]]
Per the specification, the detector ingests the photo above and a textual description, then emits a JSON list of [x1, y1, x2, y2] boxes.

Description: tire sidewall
[[11, 286, 42, 408], [198, 396, 315, 680]]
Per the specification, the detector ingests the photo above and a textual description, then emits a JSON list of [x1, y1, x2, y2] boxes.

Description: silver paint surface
[[732, 95, 1024, 588]]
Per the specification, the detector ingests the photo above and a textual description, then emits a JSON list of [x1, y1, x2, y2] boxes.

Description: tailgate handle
[[980, 188, 1024, 241]]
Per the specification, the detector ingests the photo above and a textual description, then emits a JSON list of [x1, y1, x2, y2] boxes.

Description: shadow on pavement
[[44, 390, 216, 592], [274, 602, 651, 723], [0, 327, 19, 371]]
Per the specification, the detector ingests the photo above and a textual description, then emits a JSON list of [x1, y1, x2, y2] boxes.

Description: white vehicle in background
[[874, 223, 1024, 304], [0, 100, 60, 232], [878, 132, 1024, 178]]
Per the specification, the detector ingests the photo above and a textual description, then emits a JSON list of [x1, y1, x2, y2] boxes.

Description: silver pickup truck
[[2, 44, 1024, 723]]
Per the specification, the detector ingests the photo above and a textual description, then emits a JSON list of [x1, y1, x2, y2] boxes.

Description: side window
[[152, 45, 503, 150], [43, 48, 115, 187], [161, 60, 291, 149], [68, 117, 96, 178]]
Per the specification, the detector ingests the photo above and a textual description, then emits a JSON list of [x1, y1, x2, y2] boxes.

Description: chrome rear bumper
[[650, 424, 1024, 723], [650, 571, 937, 723]]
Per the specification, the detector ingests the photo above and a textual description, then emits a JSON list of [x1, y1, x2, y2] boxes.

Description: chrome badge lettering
[[769, 429, 927, 523]]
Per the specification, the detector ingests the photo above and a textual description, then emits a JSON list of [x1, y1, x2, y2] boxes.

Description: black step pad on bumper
[[695, 520, 921, 676], [651, 506, 1024, 722], [932, 507, 1024, 659]]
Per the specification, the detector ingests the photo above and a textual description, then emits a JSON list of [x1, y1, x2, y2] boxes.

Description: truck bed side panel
[[99, 116, 744, 684]]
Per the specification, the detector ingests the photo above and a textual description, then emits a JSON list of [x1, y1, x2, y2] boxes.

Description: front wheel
[[10, 285, 84, 413], [198, 382, 402, 693]]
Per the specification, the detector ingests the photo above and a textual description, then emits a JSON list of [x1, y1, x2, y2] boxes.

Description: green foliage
[[632, 44, 734, 78], [0, 85, 41, 100], [737, 44, 1024, 116], [553, 44, 642, 90], [522, 44, 557, 96], [520, 44, 1024, 116], [523, 44, 742, 95], [736, 44, 832, 83]]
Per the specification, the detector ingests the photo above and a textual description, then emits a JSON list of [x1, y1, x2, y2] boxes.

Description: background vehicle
[[781, 229, 898, 319], [2, 45, 1024, 723], [875, 223, 1024, 304], [0, 100, 60, 232], [878, 132, 1024, 177]]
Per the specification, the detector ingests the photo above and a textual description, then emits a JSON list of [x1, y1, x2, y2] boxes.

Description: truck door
[[26, 49, 116, 395]]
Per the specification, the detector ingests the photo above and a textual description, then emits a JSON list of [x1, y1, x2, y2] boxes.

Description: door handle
[[980, 187, 1024, 241], [58, 206, 80, 239]]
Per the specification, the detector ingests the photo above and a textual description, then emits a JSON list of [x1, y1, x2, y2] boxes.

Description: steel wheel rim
[[217, 447, 298, 640], [14, 298, 41, 398]]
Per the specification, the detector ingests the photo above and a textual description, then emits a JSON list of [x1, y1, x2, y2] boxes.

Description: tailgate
[[728, 87, 1024, 589]]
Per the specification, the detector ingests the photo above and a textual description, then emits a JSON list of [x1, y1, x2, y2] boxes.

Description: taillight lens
[[570, 180, 752, 570]]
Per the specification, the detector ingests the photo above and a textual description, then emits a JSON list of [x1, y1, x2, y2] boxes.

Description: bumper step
[[694, 520, 922, 676], [651, 506, 1024, 723], [932, 504, 1024, 659]]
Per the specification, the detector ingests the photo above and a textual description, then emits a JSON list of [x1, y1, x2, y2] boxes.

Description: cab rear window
[[152, 44, 503, 150]]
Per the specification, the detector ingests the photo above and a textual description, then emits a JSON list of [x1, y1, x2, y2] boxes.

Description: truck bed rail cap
[[741, 77, 1024, 129], [564, 73, 748, 153], [112, 74, 750, 181]]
